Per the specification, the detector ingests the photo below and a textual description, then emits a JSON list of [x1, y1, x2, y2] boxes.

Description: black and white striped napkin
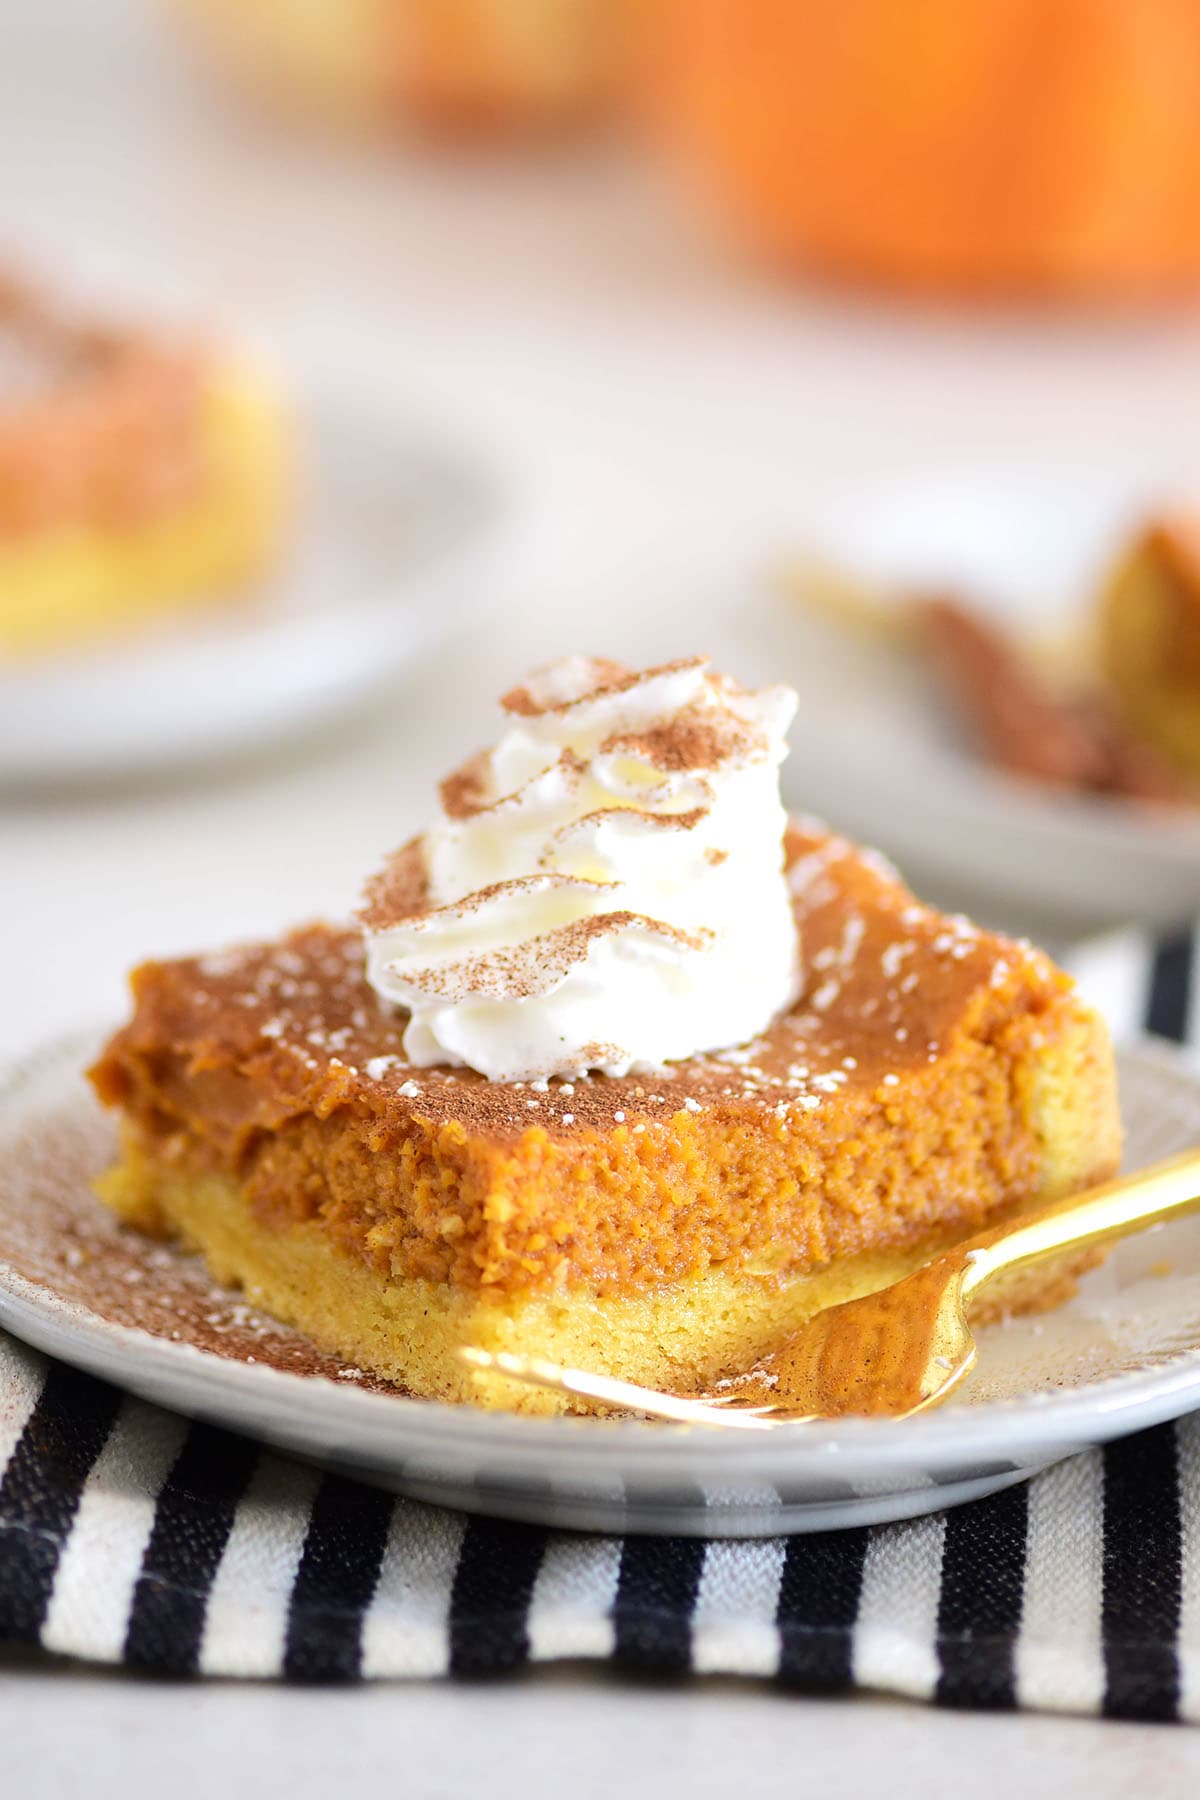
[[1, 925, 1198, 1717]]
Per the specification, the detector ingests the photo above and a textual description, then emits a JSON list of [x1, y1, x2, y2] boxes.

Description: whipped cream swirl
[[361, 656, 801, 1082]]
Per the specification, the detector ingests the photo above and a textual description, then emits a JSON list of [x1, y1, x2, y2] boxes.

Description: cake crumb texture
[[90, 823, 1121, 1409]]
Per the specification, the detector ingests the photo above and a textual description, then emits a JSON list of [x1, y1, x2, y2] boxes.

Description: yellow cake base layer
[[97, 1152, 1102, 1416], [0, 366, 290, 656]]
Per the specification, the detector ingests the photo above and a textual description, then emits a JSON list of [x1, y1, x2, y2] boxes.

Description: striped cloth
[[0, 923, 1198, 1715]]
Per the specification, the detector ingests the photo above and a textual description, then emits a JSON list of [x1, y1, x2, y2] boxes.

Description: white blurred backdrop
[[4, 0, 1200, 1052]]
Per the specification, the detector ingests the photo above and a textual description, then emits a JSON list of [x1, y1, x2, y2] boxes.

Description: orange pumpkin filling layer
[[89, 824, 1120, 1410]]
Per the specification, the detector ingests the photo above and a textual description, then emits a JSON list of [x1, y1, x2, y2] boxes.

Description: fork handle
[[958, 1148, 1200, 1304]]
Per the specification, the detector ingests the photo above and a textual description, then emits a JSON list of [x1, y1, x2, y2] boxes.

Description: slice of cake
[[172, 0, 629, 132], [0, 274, 290, 656], [89, 657, 1120, 1414], [1099, 512, 1200, 780]]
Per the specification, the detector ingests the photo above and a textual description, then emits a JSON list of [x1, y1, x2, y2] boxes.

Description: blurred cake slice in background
[[0, 274, 290, 657], [917, 593, 1190, 806], [170, 0, 633, 133]]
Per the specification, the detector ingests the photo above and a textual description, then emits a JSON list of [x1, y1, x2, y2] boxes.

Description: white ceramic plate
[[0, 397, 505, 785], [775, 469, 1200, 926], [3, 1030, 1200, 1536]]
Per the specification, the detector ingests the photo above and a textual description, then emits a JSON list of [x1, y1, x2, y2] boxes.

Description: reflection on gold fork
[[462, 1150, 1200, 1426]]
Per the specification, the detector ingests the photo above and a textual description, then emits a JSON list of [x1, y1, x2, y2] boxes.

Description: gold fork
[[461, 1149, 1200, 1426]]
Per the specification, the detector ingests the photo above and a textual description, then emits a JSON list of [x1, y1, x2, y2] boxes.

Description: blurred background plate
[[0, 395, 506, 787], [775, 468, 1200, 930]]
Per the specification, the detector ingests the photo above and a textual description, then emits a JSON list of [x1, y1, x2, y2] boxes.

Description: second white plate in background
[[773, 468, 1200, 927]]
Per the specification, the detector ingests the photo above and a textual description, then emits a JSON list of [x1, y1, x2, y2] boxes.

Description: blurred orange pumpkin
[[652, 0, 1200, 295], [172, 0, 630, 132]]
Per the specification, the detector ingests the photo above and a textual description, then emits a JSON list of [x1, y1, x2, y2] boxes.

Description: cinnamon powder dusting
[[398, 909, 710, 1003], [0, 1104, 403, 1391], [499, 656, 640, 716], [438, 751, 492, 820], [601, 707, 757, 773]]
